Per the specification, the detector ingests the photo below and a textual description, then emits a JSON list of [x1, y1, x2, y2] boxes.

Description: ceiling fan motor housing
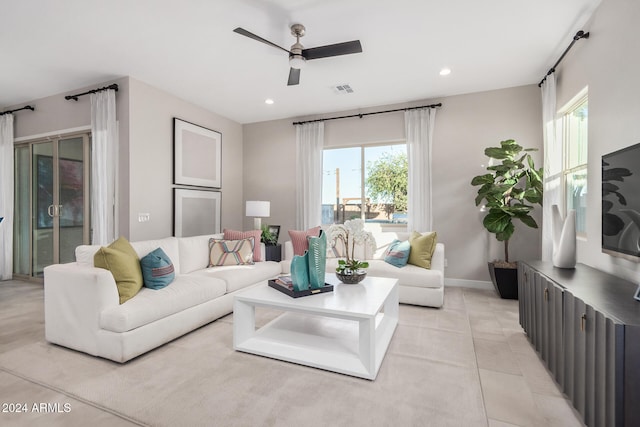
[[289, 24, 306, 69]]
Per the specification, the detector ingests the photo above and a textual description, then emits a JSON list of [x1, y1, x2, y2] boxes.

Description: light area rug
[[0, 304, 487, 427]]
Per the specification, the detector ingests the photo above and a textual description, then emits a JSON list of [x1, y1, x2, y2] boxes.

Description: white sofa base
[[44, 234, 280, 363], [282, 230, 445, 308]]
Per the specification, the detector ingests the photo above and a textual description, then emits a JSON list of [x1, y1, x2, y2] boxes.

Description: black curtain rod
[[65, 83, 119, 101], [538, 30, 589, 87], [0, 105, 34, 116], [292, 103, 442, 126]]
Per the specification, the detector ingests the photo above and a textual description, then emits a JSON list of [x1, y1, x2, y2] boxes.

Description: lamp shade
[[246, 201, 270, 218]]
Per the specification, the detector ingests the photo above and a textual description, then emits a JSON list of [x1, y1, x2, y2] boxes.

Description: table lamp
[[246, 201, 270, 230]]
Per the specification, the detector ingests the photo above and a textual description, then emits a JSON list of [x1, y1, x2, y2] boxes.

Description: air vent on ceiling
[[333, 84, 354, 94]]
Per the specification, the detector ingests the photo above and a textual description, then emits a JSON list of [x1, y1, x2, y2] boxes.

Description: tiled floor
[[0, 279, 585, 426]]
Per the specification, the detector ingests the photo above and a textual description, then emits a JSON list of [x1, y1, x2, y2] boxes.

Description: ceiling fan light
[[289, 55, 306, 69]]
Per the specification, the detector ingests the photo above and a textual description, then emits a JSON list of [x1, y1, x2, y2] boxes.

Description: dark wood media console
[[518, 261, 640, 427]]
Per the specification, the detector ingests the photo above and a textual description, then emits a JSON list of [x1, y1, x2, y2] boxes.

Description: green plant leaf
[[517, 214, 538, 228], [471, 174, 494, 186], [483, 211, 511, 233]]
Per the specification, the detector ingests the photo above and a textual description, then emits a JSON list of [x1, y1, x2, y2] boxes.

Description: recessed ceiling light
[[439, 68, 451, 76], [265, 99, 274, 105]]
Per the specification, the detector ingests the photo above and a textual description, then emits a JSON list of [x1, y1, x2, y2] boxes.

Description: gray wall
[[127, 78, 244, 241], [243, 84, 543, 282], [11, 77, 244, 242], [555, 0, 640, 282]]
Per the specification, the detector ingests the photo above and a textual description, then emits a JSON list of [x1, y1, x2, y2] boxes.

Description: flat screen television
[[602, 142, 640, 261]]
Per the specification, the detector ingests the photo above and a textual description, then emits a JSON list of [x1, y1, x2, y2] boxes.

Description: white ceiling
[[1, 0, 601, 124]]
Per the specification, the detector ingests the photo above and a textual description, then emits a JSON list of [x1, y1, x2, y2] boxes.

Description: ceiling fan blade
[[288, 68, 300, 86], [302, 40, 362, 60], [233, 27, 291, 54]]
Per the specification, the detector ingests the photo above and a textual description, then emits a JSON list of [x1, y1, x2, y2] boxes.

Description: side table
[[265, 244, 282, 262]]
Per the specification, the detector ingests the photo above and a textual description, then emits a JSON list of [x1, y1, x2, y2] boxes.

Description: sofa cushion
[[190, 261, 281, 293], [140, 248, 175, 290], [383, 239, 411, 267], [178, 233, 223, 274], [407, 231, 437, 269], [223, 229, 262, 262], [131, 237, 181, 275], [208, 238, 255, 266], [93, 237, 144, 304], [76, 236, 181, 274], [289, 226, 321, 256], [326, 258, 443, 289], [99, 274, 227, 333]]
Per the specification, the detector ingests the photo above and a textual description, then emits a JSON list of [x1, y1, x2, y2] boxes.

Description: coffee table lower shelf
[[234, 310, 397, 380]]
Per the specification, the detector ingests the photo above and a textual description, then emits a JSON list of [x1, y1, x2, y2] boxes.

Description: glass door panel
[[58, 137, 86, 264], [33, 142, 54, 276], [13, 146, 30, 276], [14, 134, 90, 278]]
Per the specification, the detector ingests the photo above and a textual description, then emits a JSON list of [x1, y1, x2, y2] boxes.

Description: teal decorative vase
[[307, 230, 327, 289], [290, 251, 310, 291]]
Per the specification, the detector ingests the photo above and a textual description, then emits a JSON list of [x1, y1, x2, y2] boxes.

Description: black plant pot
[[488, 262, 518, 300]]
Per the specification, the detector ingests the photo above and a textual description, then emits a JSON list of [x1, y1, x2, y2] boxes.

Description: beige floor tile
[[0, 372, 136, 426], [479, 368, 546, 426], [488, 419, 521, 427], [389, 324, 476, 368], [533, 393, 586, 427], [474, 338, 522, 375], [514, 351, 563, 397]]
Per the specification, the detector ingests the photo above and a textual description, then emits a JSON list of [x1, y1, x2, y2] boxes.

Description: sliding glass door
[[14, 134, 90, 278]]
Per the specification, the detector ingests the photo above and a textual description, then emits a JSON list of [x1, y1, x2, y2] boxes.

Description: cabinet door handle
[[581, 314, 586, 332], [544, 288, 549, 301]]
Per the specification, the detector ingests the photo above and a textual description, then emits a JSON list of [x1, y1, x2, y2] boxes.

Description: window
[[560, 92, 588, 234], [322, 143, 407, 225]]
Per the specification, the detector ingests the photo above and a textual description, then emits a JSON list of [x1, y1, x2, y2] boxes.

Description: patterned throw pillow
[[140, 247, 175, 290], [288, 226, 321, 256], [223, 229, 262, 261], [383, 239, 411, 268], [208, 238, 255, 266], [407, 231, 437, 269]]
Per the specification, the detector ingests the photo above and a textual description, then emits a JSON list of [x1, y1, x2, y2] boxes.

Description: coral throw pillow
[[223, 229, 262, 261], [288, 226, 321, 256]]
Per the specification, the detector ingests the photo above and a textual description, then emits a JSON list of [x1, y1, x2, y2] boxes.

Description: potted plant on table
[[327, 219, 377, 284], [470, 139, 544, 299]]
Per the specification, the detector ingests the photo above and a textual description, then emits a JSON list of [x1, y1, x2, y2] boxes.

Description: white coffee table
[[233, 273, 399, 380]]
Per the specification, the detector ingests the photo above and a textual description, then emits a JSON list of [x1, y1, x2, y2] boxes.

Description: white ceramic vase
[[552, 205, 576, 268]]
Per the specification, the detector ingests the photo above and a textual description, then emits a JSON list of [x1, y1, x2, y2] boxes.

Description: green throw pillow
[[94, 236, 144, 304], [407, 231, 437, 269]]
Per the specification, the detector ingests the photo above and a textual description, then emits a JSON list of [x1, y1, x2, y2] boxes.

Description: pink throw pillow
[[223, 229, 262, 261], [288, 226, 321, 256]]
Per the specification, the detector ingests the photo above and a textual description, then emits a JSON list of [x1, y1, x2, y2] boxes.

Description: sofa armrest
[[44, 263, 120, 356], [431, 243, 445, 272]]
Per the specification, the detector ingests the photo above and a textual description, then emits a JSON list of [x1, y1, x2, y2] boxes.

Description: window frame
[[322, 141, 407, 225], [558, 88, 588, 237]]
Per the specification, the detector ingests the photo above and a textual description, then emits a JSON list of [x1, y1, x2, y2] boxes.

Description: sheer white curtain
[[0, 114, 14, 280], [295, 122, 324, 230], [541, 74, 561, 261], [91, 90, 117, 245], [405, 108, 436, 232]]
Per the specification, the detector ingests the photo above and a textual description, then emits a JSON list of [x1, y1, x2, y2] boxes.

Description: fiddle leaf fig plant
[[471, 139, 544, 263]]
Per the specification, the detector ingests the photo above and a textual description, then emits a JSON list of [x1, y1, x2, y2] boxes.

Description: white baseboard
[[445, 278, 493, 291]]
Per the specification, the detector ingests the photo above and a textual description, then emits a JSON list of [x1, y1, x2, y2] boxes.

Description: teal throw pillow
[[384, 239, 411, 268], [140, 248, 175, 290]]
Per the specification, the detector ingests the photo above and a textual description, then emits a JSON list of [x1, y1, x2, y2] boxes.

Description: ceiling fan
[[233, 24, 363, 86]]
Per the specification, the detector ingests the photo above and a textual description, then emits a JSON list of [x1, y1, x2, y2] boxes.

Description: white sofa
[[43, 234, 281, 363], [281, 230, 445, 308]]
